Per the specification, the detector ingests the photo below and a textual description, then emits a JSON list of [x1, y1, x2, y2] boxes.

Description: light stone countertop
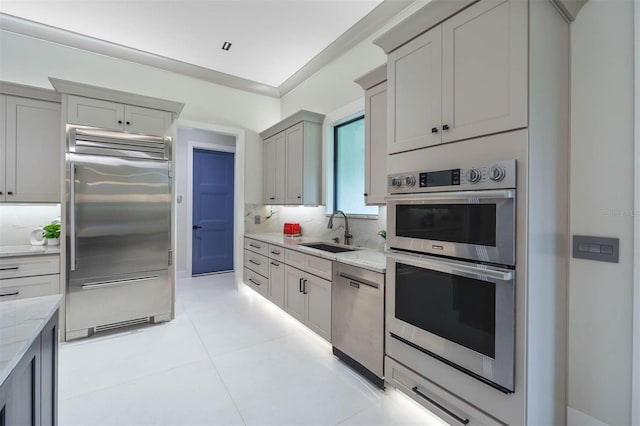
[[244, 233, 386, 273], [0, 245, 61, 258], [0, 294, 62, 386]]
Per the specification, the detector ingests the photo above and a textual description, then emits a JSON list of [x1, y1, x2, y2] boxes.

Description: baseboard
[[567, 406, 610, 426]]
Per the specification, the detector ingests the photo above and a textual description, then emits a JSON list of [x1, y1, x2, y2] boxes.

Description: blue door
[[192, 149, 234, 275]]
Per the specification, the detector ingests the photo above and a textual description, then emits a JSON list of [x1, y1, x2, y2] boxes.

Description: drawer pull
[[271, 250, 280, 255], [0, 266, 19, 271], [248, 278, 261, 286], [0, 291, 19, 297], [270, 261, 280, 267], [249, 243, 261, 249], [82, 275, 158, 290], [249, 259, 261, 266], [411, 386, 469, 425]]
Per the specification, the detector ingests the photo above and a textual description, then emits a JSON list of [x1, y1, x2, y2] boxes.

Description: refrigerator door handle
[[70, 162, 77, 271], [81, 275, 160, 290]]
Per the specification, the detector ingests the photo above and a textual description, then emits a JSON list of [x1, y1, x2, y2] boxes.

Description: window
[[333, 116, 377, 216]]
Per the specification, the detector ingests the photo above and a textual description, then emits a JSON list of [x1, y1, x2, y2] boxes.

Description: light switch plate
[[572, 235, 619, 263]]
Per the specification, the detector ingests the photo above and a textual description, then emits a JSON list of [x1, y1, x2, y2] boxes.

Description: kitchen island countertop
[[245, 233, 386, 273], [0, 294, 62, 386], [0, 245, 61, 258]]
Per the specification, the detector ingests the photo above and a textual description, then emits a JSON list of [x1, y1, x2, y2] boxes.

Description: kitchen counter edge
[[244, 233, 386, 274], [0, 294, 63, 386], [0, 245, 61, 258]]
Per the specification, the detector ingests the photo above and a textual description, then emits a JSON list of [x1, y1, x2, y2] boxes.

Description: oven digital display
[[395, 263, 496, 358], [419, 169, 460, 187]]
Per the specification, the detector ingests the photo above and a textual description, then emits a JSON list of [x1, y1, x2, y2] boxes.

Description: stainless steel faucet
[[327, 210, 352, 245]]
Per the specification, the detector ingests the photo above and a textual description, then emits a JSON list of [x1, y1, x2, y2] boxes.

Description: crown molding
[[1, 1, 414, 100], [0, 80, 61, 102], [0, 13, 281, 98], [260, 110, 325, 139], [354, 64, 387, 90]]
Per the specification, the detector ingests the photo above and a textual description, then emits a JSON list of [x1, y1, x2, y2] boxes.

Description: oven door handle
[[386, 251, 513, 282], [385, 189, 514, 202]]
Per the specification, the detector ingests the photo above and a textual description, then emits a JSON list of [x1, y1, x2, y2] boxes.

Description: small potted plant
[[42, 222, 61, 246]]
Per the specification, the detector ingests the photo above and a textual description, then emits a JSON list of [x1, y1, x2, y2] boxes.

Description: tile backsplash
[[0, 205, 61, 245], [244, 204, 387, 251]]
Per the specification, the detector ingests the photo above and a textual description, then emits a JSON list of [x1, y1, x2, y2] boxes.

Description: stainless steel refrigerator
[[65, 126, 172, 340]]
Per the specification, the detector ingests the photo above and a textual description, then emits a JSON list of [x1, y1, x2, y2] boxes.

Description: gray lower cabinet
[[284, 265, 331, 342], [268, 259, 285, 309], [0, 312, 58, 426]]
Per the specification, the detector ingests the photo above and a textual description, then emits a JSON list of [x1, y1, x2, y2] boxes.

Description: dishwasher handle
[[336, 272, 379, 289]]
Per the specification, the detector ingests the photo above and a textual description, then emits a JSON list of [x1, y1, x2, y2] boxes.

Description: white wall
[[0, 204, 60, 245], [568, 2, 635, 425]]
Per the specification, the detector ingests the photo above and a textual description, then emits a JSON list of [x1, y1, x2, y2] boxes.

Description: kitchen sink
[[300, 242, 358, 253]]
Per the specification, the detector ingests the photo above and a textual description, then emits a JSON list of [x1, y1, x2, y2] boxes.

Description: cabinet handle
[[0, 291, 19, 297], [249, 243, 261, 249], [269, 197, 275, 200], [364, 193, 368, 197], [118, 120, 122, 124], [442, 124, 450, 131], [7, 191, 13, 195], [411, 386, 469, 425], [299, 277, 303, 293], [431, 127, 438, 133], [270, 261, 279, 266], [271, 250, 280, 255], [249, 259, 261, 266], [248, 278, 261, 286], [303, 279, 308, 295], [0, 266, 19, 271], [0, 191, 2, 195], [297, 196, 301, 199], [126, 121, 131, 125]]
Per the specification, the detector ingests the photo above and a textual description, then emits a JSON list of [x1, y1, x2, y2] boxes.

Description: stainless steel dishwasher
[[332, 262, 385, 388]]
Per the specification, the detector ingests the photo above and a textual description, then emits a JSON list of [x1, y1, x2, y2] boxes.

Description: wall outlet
[[254, 215, 261, 225]]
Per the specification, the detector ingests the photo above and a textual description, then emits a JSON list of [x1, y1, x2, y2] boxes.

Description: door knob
[[192, 225, 203, 230]]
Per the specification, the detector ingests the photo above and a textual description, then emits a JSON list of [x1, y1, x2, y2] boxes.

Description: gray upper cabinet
[[0, 95, 61, 203], [67, 95, 173, 136], [263, 132, 286, 204], [356, 65, 389, 206], [386, 0, 527, 154], [261, 110, 324, 206]]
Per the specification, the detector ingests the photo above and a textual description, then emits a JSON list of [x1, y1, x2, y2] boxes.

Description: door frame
[[175, 119, 245, 289], [188, 143, 235, 277]]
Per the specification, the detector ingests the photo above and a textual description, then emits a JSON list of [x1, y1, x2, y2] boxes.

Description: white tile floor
[[58, 273, 447, 426]]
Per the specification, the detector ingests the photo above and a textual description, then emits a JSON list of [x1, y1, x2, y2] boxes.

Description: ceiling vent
[[221, 42, 232, 51]]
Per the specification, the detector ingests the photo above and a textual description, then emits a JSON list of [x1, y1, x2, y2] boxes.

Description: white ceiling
[[0, 0, 384, 88]]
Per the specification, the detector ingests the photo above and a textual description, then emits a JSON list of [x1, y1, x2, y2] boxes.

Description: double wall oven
[[386, 160, 516, 393]]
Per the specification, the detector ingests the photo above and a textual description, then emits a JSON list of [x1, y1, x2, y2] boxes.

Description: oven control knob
[[391, 177, 403, 188], [466, 168, 482, 184], [404, 176, 416, 187], [489, 165, 506, 182]]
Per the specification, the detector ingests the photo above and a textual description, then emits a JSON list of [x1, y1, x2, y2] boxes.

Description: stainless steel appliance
[[65, 126, 172, 340], [386, 160, 517, 393], [332, 262, 385, 388], [387, 159, 516, 266]]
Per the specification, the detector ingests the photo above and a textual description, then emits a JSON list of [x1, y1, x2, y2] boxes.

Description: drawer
[[244, 238, 269, 256], [0, 274, 60, 301], [385, 357, 504, 426], [305, 254, 332, 281], [0, 255, 60, 280], [244, 268, 268, 297], [285, 249, 305, 270], [268, 244, 285, 262], [244, 250, 269, 277]]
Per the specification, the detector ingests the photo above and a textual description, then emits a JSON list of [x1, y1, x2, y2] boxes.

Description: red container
[[283, 223, 301, 236]]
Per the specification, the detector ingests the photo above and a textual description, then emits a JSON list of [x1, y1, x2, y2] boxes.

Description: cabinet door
[[124, 105, 173, 136], [263, 132, 286, 204], [304, 274, 332, 342], [268, 259, 285, 309], [387, 26, 442, 154], [40, 313, 58, 426], [441, 0, 527, 143], [67, 95, 124, 131], [365, 81, 387, 205], [284, 265, 305, 322], [0, 334, 41, 426], [285, 122, 304, 204], [4, 96, 61, 203], [0, 96, 6, 201]]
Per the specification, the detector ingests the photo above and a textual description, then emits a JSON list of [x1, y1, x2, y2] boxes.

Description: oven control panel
[[388, 159, 516, 194]]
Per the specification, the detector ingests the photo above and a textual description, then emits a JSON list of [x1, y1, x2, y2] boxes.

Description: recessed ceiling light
[[221, 42, 232, 51]]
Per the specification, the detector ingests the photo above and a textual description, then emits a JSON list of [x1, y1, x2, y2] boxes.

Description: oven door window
[[395, 204, 496, 246], [395, 262, 496, 358]]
